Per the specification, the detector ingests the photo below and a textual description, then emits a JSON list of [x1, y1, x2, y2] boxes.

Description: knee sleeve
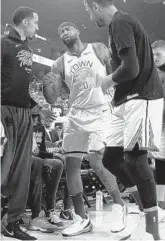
[[102, 147, 134, 188], [124, 150, 154, 181], [124, 150, 157, 209], [102, 147, 122, 170]]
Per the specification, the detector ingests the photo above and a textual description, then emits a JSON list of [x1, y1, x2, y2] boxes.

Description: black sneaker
[[4, 221, 37, 240], [60, 209, 73, 220]]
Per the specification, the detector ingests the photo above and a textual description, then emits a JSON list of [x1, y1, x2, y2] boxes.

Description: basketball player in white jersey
[[43, 22, 128, 237]]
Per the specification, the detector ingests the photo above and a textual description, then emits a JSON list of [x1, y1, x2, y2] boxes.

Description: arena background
[[1, 0, 165, 111], [2, 0, 165, 59]]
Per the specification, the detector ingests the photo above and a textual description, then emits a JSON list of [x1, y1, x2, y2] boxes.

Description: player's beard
[[63, 37, 77, 47]]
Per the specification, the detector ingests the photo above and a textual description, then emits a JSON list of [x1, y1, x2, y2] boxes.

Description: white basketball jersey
[[63, 44, 107, 109]]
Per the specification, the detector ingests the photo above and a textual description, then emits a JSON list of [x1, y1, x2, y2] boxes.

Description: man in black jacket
[[1, 6, 38, 240]]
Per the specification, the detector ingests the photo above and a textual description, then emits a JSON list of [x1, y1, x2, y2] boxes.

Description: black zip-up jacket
[[1, 25, 33, 108]]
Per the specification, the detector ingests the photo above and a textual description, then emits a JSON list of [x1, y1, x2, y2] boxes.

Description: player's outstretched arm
[[43, 57, 63, 104]]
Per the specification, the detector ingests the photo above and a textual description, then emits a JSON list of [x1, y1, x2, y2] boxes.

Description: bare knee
[[89, 151, 103, 171]]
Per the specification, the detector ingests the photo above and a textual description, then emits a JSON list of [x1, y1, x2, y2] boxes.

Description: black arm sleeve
[[112, 47, 139, 84]]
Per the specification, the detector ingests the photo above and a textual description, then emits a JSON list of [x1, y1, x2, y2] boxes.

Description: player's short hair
[[58, 22, 78, 35], [151, 40, 165, 50], [85, 0, 114, 7], [12, 6, 37, 26]]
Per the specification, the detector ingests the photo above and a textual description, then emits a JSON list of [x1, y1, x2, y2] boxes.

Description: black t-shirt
[[109, 11, 163, 106]]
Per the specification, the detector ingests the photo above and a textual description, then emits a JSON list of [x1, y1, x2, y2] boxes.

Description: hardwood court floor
[[2, 203, 165, 240]]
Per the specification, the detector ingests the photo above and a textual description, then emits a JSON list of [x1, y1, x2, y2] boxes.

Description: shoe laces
[[72, 211, 86, 224], [41, 217, 52, 225], [61, 208, 72, 215], [111, 204, 124, 220], [49, 210, 61, 223], [67, 214, 83, 230]]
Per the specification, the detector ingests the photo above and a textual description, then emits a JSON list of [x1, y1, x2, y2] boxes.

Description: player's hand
[[43, 72, 57, 85], [55, 140, 63, 147]]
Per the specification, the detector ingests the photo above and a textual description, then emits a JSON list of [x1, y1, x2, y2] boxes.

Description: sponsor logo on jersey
[[68, 59, 74, 63]]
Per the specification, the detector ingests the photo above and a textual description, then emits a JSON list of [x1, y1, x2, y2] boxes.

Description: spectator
[[41, 108, 73, 220], [50, 105, 67, 135], [27, 113, 64, 232], [152, 40, 165, 209]]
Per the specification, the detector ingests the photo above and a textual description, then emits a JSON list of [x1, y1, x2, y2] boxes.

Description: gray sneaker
[[47, 210, 64, 229], [28, 217, 57, 233]]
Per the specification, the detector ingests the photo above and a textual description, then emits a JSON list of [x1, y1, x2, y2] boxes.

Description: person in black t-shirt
[[84, 0, 164, 239]]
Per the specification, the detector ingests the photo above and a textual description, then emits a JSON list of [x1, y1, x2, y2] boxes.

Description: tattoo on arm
[[51, 60, 63, 93], [93, 42, 112, 75]]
